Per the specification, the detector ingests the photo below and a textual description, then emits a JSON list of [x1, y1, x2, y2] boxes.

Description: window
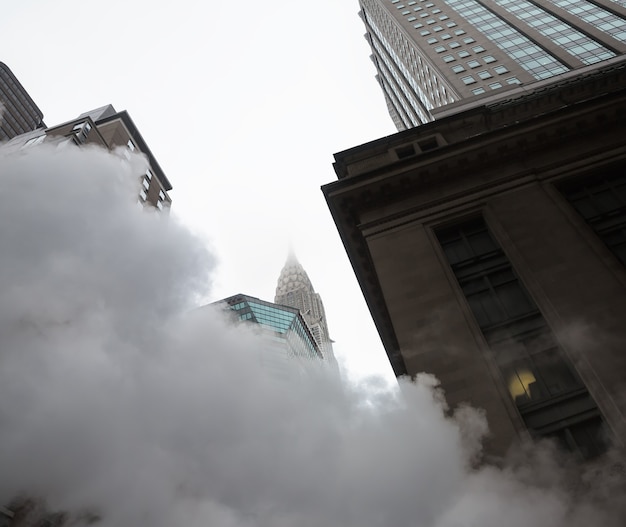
[[434, 45, 446, 53], [454, 29, 466, 35], [159, 189, 165, 200], [435, 217, 607, 459], [139, 189, 147, 201], [506, 77, 521, 85], [427, 19, 436, 25], [433, 25, 443, 31], [559, 169, 626, 266], [441, 33, 452, 40], [483, 55, 496, 63], [427, 37, 438, 44], [420, 30, 431, 36], [478, 70, 493, 79], [451, 64, 466, 73], [472, 45, 486, 53], [447, 22, 458, 28], [461, 75, 476, 84], [443, 55, 455, 62], [23, 135, 46, 147], [127, 139, 136, 151], [467, 60, 481, 68], [494, 65, 509, 74], [146, 168, 153, 181], [142, 178, 150, 190], [407, 16, 417, 21], [463, 37, 476, 44], [413, 23, 423, 28], [489, 82, 503, 89], [449, 41, 461, 48], [458, 50, 470, 58], [472, 87, 486, 95]]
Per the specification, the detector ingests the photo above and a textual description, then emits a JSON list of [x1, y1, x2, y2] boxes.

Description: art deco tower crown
[[275, 251, 336, 365]]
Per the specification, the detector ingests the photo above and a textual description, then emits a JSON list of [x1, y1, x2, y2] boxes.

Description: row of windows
[[443, 0, 569, 80], [450, 63, 509, 75], [496, 0, 614, 65], [369, 19, 433, 121], [548, 0, 626, 43]]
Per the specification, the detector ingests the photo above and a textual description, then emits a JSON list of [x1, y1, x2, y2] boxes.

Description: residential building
[[0, 62, 45, 141], [359, 0, 626, 129], [214, 294, 323, 376], [275, 252, 337, 366], [5, 104, 172, 211], [323, 59, 626, 459]]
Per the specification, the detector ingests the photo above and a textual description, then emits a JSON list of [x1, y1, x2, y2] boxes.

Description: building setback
[[323, 60, 626, 459], [359, 0, 626, 129]]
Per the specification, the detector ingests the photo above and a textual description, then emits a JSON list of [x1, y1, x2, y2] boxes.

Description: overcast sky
[[0, 0, 400, 381]]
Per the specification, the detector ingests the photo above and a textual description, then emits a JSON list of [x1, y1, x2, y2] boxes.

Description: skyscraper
[[275, 253, 337, 366], [323, 61, 626, 458], [0, 62, 45, 141], [359, 0, 626, 129]]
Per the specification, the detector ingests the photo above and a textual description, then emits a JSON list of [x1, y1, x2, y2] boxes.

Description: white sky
[[0, 0, 399, 381]]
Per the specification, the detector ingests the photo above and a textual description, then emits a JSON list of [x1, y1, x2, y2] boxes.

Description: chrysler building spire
[[275, 252, 336, 366]]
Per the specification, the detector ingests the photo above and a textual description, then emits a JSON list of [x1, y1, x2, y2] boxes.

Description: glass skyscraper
[[359, 0, 626, 129], [216, 294, 323, 376]]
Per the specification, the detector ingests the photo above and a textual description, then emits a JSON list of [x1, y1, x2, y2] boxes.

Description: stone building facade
[[323, 59, 626, 458]]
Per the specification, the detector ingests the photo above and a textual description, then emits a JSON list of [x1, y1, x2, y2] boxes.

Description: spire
[[275, 250, 337, 366], [275, 249, 313, 300]]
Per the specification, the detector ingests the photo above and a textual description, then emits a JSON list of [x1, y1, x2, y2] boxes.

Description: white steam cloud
[[0, 144, 623, 527]]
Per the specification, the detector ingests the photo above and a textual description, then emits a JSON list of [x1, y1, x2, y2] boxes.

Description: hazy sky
[[0, 0, 399, 380]]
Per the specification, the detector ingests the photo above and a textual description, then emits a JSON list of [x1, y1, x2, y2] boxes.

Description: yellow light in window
[[508, 370, 536, 400]]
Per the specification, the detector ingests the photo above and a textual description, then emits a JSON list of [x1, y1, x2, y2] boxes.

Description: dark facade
[[323, 59, 626, 458], [0, 62, 45, 141], [359, 0, 626, 129]]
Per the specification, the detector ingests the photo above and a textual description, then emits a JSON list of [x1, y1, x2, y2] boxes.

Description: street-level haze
[[0, 144, 624, 527]]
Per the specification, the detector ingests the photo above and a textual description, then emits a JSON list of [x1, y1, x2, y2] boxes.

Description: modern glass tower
[[216, 294, 323, 377], [275, 252, 337, 367], [359, 0, 626, 129]]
